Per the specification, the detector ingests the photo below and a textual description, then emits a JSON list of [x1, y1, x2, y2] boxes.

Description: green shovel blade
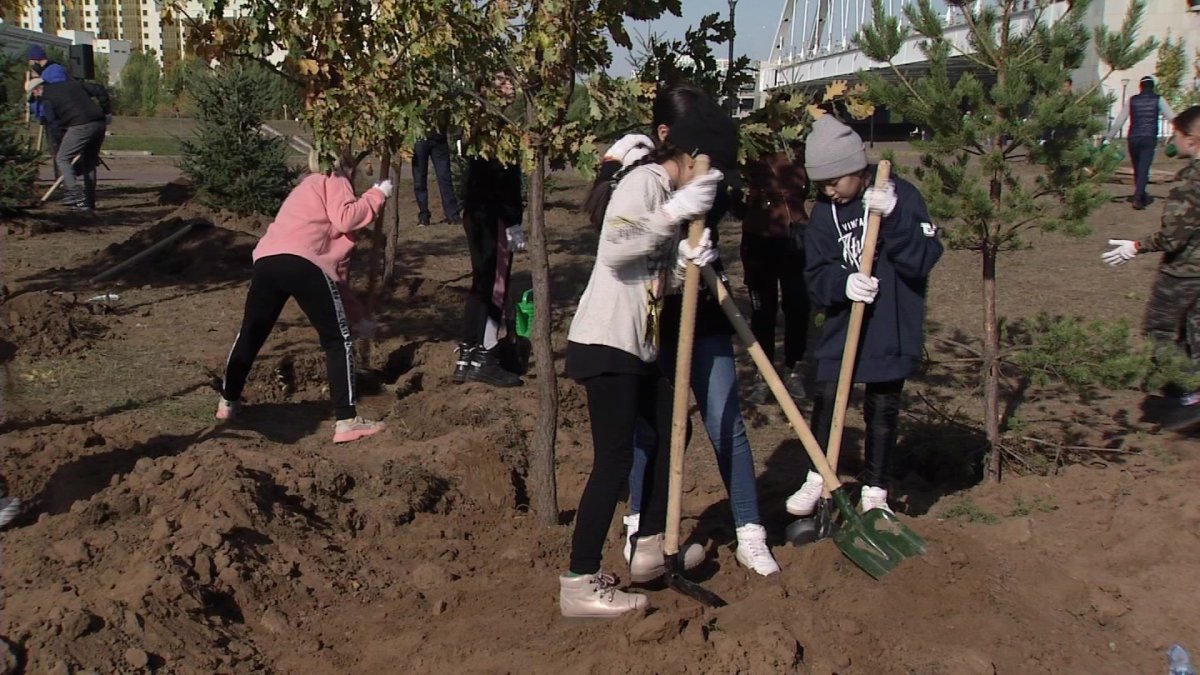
[[829, 491, 925, 579]]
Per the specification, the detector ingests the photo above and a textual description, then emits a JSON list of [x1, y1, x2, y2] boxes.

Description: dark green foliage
[[633, 12, 754, 109], [0, 102, 39, 215], [115, 50, 163, 116], [179, 65, 300, 216]]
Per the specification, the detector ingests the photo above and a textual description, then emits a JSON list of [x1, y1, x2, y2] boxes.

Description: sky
[[608, 0, 783, 76]]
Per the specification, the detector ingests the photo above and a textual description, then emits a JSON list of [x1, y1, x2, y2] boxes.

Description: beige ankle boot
[[559, 571, 648, 618], [629, 533, 706, 583]]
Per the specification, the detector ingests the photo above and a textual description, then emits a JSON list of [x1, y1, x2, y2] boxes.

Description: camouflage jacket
[[1140, 160, 1200, 277]]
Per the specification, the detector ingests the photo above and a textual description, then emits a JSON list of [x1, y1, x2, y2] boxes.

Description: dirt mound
[[157, 178, 193, 206], [0, 291, 112, 358], [85, 214, 257, 287]]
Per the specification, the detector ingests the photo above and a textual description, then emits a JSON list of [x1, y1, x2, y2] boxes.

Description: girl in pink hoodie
[[216, 153, 393, 443]]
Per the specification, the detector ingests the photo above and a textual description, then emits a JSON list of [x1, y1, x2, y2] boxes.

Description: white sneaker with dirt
[[629, 532, 706, 583], [622, 513, 640, 564], [559, 571, 648, 618], [215, 397, 239, 421], [735, 523, 780, 576], [0, 497, 21, 529], [332, 417, 386, 443], [785, 471, 824, 516], [860, 486, 894, 514]]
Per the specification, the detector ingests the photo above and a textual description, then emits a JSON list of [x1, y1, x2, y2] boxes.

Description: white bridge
[[760, 0, 1070, 92]]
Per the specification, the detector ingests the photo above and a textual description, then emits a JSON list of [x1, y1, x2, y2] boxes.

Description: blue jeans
[[1128, 136, 1157, 203], [629, 332, 761, 528]]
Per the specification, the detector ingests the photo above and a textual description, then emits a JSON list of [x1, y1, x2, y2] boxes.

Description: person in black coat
[[785, 115, 943, 517], [27, 75, 111, 210]]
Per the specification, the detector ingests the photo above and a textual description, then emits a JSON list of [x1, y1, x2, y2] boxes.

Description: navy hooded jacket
[[804, 166, 943, 383]]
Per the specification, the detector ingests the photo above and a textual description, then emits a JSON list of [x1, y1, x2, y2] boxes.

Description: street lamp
[[1119, 78, 1130, 139], [727, 0, 738, 114]]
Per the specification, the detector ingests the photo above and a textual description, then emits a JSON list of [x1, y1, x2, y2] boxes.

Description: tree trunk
[[383, 157, 400, 289], [982, 243, 1002, 482], [363, 146, 393, 366], [525, 136, 560, 526]]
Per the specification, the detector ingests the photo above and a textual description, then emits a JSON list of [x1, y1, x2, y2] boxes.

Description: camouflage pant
[[1144, 273, 1200, 371]]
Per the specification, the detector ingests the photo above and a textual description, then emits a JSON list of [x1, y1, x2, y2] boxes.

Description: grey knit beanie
[[804, 115, 867, 181]]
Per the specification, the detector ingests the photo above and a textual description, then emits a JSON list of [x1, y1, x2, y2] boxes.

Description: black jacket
[[463, 157, 523, 228], [805, 166, 943, 383], [41, 80, 110, 139]]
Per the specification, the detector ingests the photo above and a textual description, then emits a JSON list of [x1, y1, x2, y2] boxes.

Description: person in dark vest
[[1107, 76, 1176, 210]]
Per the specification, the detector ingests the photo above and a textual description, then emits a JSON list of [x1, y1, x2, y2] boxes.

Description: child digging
[[786, 115, 943, 516], [215, 150, 391, 443]]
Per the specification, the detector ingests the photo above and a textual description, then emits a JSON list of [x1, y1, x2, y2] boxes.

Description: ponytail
[[582, 143, 686, 231]]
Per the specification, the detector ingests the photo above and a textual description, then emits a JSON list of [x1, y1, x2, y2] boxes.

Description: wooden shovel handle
[[700, 265, 843, 489], [824, 160, 891, 493], [665, 155, 710, 557]]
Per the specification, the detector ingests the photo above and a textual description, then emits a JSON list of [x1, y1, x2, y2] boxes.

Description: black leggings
[[741, 233, 810, 367], [461, 212, 512, 344], [569, 371, 673, 575], [809, 379, 905, 487], [222, 254, 357, 420]]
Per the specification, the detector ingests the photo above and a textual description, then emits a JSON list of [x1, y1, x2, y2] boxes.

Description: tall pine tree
[[856, 0, 1157, 480], [179, 65, 299, 216]]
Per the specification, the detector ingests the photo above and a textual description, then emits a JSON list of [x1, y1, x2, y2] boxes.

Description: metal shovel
[[699, 263, 925, 578], [663, 155, 726, 607]]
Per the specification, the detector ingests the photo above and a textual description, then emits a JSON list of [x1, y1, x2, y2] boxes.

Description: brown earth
[[1, 147, 1198, 674]]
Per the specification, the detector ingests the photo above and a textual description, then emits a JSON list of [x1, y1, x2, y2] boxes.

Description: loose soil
[[1, 146, 1197, 674]]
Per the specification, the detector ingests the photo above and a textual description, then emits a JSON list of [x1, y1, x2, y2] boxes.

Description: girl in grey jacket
[[558, 85, 725, 619]]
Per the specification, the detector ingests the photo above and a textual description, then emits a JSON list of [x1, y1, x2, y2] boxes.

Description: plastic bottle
[[515, 290, 535, 339], [1170, 644, 1196, 675]]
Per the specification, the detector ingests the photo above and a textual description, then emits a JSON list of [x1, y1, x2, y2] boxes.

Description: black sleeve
[[880, 183, 943, 280], [82, 82, 111, 114], [804, 205, 852, 307], [42, 100, 64, 144], [499, 163, 524, 228]]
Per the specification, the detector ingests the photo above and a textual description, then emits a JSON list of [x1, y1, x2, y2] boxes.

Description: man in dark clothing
[[785, 114, 943, 518], [1107, 76, 1176, 210], [412, 126, 460, 227], [28, 76, 111, 210], [734, 143, 811, 403]]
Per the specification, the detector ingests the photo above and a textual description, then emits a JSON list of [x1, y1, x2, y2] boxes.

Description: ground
[[1, 145, 1197, 674]]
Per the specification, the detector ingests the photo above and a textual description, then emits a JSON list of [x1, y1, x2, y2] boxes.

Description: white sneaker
[[785, 471, 824, 516], [0, 497, 21, 529], [629, 533, 706, 583], [559, 571, 648, 618], [860, 486, 894, 514], [333, 416, 386, 443], [215, 397, 239, 421], [735, 523, 780, 576], [622, 513, 640, 564]]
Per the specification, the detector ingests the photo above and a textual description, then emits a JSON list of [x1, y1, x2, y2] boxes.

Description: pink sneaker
[[215, 397, 239, 421], [333, 416, 386, 443]]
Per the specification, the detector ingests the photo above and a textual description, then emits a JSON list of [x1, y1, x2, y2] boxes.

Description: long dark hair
[[583, 84, 708, 230]]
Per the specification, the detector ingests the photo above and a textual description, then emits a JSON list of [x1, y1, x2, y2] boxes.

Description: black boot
[[453, 342, 474, 384], [783, 363, 808, 400], [465, 345, 521, 388]]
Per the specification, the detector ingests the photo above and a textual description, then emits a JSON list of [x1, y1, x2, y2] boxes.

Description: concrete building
[[1, 0, 224, 72]]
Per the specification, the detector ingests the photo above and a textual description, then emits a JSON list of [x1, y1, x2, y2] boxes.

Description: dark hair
[[1174, 106, 1200, 136], [583, 83, 706, 230], [1140, 77, 1155, 94]]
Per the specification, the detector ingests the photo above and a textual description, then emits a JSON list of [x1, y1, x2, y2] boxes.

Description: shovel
[[698, 265, 925, 579], [663, 155, 726, 607], [789, 160, 891, 547]]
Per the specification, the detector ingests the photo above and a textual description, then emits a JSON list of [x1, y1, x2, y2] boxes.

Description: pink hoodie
[[252, 173, 387, 284]]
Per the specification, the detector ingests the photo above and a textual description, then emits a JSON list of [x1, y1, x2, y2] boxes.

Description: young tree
[[117, 50, 164, 116], [856, 0, 1156, 480], [1155, 35, 1193, 111], [0, 102, 39, 215], [178, 64, 300, 215]]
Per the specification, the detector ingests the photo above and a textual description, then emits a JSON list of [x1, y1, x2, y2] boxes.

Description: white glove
[[1102, 239, 1139, 266], [663, 168, 724, 223], [677, 228, 718, 270], [373, 179, 394, 198], [863, 181, 897, 216], [845, 272, 879, 304], [506, 224, 527, 252], [605, 133, 656, 166]]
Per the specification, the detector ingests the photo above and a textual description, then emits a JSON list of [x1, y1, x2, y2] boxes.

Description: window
[[85, 9, 90, 15], [142, 9, 146, 14], [86, 21, 92, 27]]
